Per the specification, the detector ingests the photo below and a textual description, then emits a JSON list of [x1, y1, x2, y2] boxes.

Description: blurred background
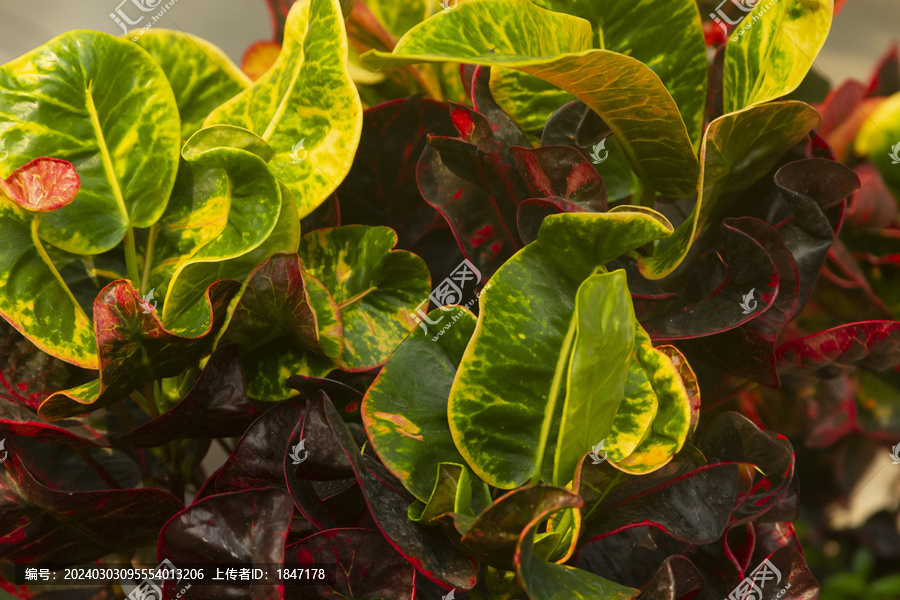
[[1, 0, 899, 84]]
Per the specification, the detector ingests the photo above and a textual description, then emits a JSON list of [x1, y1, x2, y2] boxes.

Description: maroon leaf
[[581, 413, 793, 545], [0, 453, 181, 563], [470, 65, 531, 148], [778, 321, 900, 385], [336, 96, 461, 284], [217, 253, 343, 401], [0, 157, 80, 212], [638, 219, 779, 342], [637, 555, 703, 600], [417, 103, 530, 280], [39, 279, 240, 420], [771, 158, 858, 318], [303, 391, 477, 591], [698, 413, 795, 528], [285, 374, 363, 421], [0, 318, 94, 411], [115, 344, 262, 447], [285, 528, 415, 600], [675, 218, 800, 386], [158, 487, 294, 600], [0, 410, 135, 492], [511, 145, 607, 243], [215, 400, 306, 494]]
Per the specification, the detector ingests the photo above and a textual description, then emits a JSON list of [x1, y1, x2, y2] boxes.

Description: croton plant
[[1, 0, 899, 598]]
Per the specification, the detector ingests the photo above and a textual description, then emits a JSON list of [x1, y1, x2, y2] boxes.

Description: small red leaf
[[1, 157, 80, 212]]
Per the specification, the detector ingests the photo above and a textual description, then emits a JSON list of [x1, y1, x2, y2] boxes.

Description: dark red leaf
[[778, 321, 900, 385], [302, 391, 477, 591], [158, 487, 294, 600], [115, 344, 261, 447], [0, 453, 181, 563], [285, 528, 415, 600]]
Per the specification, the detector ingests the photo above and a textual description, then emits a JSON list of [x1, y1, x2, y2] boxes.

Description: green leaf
[[298, 226, 431, 371], [181, 125, 276, 163], [516, 518, 639, 600], [145, 159, 231, 295], [0, 198, 97, 368], [723, 0, 833, 113], [364, 0, 440, 38], [161, 142, 287, 336], [204, 0, 363, 218], [455, 485, 582, 571], [216, 253, 341, 402], [408, 462, 492, 523], [608, 337, 695, 474], [0, 30, 181, 253], [131, 30, 251, 140], [638, 101, 821, 279], [553, 271, 635, 486], [361, 0, 700, 197], [448, 212, 673, 489], [498, 0, 707, 148], [363, 306, 479, 501]]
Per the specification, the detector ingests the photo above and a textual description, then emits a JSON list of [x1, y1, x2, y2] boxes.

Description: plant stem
[[30, 218, 84, 312], [639, 181, 656, 209], [140, 383, 160, 418], [531, 314, 579, 486], [123, 227, 142, 292], [140, 223, 158, 293]]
